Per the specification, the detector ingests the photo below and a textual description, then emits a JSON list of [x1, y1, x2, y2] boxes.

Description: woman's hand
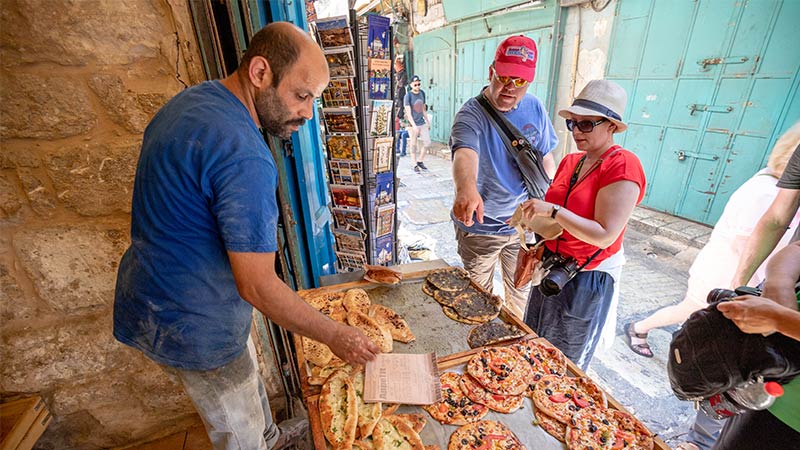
[[716, 295, 784, 335], [520, 199, 556, 220]]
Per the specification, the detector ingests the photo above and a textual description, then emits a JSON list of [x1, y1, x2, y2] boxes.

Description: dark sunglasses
[[566, 118, 607, 133]]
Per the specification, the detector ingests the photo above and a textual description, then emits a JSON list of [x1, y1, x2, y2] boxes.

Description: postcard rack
[[314, 12, 397, 271]]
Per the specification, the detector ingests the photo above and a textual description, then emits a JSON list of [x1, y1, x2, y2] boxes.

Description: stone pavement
[[396, 143, 714, 448]]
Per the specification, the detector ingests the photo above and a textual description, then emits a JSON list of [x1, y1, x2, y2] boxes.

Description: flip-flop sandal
[[624, 322, 654, 358]]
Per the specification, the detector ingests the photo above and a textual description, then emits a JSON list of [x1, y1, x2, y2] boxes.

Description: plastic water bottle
[[699, 379, 784, 419]]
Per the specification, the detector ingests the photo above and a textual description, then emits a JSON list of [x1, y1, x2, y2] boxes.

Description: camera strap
[[555, 146, 623, 268]]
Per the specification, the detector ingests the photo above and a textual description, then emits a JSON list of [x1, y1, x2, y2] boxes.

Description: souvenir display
[[316, 15, 353, 49]]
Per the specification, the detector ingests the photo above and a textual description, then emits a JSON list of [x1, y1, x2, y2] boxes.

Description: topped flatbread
[[302, 337, 333, 367], [466, 347, 533, 396], [352, 369, 381, 439], [511, 340, 567, 385], [344, 288, 371, 313], [447, 420, 525, 450], [450, 290, 502, 323], [319, 369, 358, 449], [534, 406, 566, 442], [566, 406, 618, 450], [531, 375, 607, 424], [372, 415, 424, 450], [368, 304, 415, 343], [610, 409, 655, 450], [458, 373, 524, 414], [442, 305, 483, 325], [467, 322, 526, 349], [364, 265, 402, 285], [433, 287, 468, 307], [425, 268, 471, 292], [347, 311, 393, 353], [422, 372, 489, 425]]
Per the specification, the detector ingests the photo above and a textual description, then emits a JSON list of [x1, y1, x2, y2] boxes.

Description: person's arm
[[452, 148, 483, 227], [404, 105, 415, 128], [717, 296, 800, 340], [732, 188, 800, 287], [227, 251, 380, 365], [520, 180, 641, 248], [542, 153, 556, 179], [423, 104, 431, 127], [761, 240, 800, 308]]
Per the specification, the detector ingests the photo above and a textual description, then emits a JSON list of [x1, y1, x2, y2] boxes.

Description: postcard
[[336, 250, 368, 271], [325, 49, 355, 79], [323, 108, 358, 134], [375, 171, 394, 206], [322, 79, 357, 108], [373, 136, 393, 173], [370, 100, 393, 137], [376, 203, 395, 237], [329, 159, 363, 185], [331, 184, 362, 209], [367, 15, 390, 59], [368, 58, 391, 99], [374, 233, 393, 265], [327, 135, 361, 161], [316, 15, 353, 49], [332, 206, 366, 230], [334, 228, 366, 253]]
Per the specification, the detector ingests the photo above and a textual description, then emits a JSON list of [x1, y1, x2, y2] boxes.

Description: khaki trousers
[[454, 225, 531, 319]]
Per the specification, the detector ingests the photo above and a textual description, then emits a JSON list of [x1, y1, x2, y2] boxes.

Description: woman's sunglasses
[[566, 118, 607, 133], [491, 66, 529, 88]]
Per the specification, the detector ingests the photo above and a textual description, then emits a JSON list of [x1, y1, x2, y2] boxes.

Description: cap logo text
[[505, 46, 534, 62]]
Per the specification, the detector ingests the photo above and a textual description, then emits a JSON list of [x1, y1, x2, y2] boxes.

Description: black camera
[[538, 253, 580, 297], [706, 286, 762, 304]]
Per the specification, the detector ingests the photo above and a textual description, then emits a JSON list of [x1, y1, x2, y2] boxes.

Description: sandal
[[624, 322, 654, 358]]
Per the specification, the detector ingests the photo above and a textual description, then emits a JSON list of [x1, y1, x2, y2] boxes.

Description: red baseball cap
[[493, 35, 537, 82]]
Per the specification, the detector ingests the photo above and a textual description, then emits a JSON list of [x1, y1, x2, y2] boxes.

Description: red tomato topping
[[548, 393, 570, 403]]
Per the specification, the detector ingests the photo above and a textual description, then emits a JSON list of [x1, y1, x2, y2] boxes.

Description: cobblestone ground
[[396, 145, 701, 447]]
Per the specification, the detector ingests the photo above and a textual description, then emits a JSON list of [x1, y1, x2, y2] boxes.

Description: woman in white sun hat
[[517, 79, 647, 369]]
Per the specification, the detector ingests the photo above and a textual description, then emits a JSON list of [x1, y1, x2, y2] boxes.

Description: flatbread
[[450, 290, 502, 323], [305, 291, 345, 312], [372, 415, 424, 450], [534, 407, 566, 442], [432, 288, 466, 307], [364, 265, 402, 285], [422, 372, 488, 425], [467, 322, 526, 349], [302, 337, 334, 367], [319, 369, 358, 449], [352, 370, 382, 439], [531, 375, 607, 424], [510, 340, 567, 388], [458, 373, 524, 414], [611, 409, 655, 450], [309, 361, 351, 385], [347, 311, 393, 353], [394, 413, 427, 433], [425, 268, 471, 292], [565, 406, 618, 450], [368, 304, 415, 343], [422, 280, 437, 297], [442, 305, 483, 325], [344, 288, 372, 313], [466, 347, 533, 396], [447, 420, 525, 450]]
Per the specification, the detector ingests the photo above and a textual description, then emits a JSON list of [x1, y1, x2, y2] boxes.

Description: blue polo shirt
[[113, 80, 279, 370], [449, 91, 558, 235]]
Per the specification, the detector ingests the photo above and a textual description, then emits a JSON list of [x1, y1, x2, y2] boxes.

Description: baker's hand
[[716, 295, 783, 334], [453, 188, 484, 227], [520, 199, 555, 219], [328, 324, 380, 365]]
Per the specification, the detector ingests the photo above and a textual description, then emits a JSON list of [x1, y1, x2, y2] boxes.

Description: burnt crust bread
[[425, 268, 471, 292], [450, 290, 502, 323], [467, 322, 526, 349], [319, 369, 358, 449]]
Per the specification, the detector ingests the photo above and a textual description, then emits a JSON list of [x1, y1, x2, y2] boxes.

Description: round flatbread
[[426, 268, 471, 292], [510, 340, 567, 387], [447, 420, 525, 450], [422, 372, 488, 425], [467, 322, 526, 349], [466, 347, 533, 396], [458, 373, 524, 414], [610, 409, 654, 450], [565, 406, 619, 450], [451, 290, 501, 323], [433, 288, 465, 307], [531, 375, 607, 424], [534, 407, 566, 442], [442, 305, 483, 325], [343, 288, 372, 313], [422, 280, 437, 297]]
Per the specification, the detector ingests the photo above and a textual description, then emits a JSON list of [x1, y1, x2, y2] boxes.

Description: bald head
[[239, 22, 326, 87]]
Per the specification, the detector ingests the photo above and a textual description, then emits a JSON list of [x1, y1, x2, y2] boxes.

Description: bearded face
[[253, 84, 306, 139]]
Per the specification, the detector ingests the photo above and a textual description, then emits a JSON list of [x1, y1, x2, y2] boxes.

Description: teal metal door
[[421, 48, 455, 143], [607, 0, 800, 224]]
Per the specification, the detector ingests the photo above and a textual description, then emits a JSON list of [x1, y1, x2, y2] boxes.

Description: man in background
[[404, 74, 431, 172]]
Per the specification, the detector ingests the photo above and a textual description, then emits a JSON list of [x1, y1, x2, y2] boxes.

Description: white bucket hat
[[558, 79, 628, 133]]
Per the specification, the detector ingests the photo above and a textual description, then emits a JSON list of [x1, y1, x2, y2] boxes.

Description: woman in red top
[[518, 80, 646, 369]]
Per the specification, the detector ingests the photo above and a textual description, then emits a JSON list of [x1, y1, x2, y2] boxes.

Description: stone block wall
[[0, 0, 210, 448]]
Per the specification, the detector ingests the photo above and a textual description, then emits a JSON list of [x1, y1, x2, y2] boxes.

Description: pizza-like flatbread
[[344, 288, 372, 313], [450, 289, 502, 323], [611, 409, 654, 450], [447, 420, 525, 450], [458, 373, 524, 414], [302, 337, 334, 367], [425, 268, 471, 292], [442, 305, 483, 325], [467, 322, 526, 349], [531, 375, 607, 424], [372, 415, 424, 450], [510, 340, 567, 394], [565, 406, 618, 450], [347, 311, 393, 353], [534, 407, 566, 442], [368, 304, 415, 343], [352, 369, 382, 439], [422, 372, 488, 425], [319, 369, 358, 449], [466, 347, 533, 396]]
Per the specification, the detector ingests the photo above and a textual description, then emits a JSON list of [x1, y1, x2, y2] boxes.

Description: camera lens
[[707, 288, 737, 304], [539, 267, 571, 297]]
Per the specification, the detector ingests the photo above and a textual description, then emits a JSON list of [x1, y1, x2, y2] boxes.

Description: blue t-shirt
[[113, 80, 279, 370], [404, 89, 427, 126], [449, 91, 558, 235]]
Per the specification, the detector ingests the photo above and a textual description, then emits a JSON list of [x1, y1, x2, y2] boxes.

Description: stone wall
[[0, 0, 209, 448]]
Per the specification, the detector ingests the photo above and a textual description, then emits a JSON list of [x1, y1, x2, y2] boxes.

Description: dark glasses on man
[[566, 118, 607, 133], [491, 66, 529, 88]]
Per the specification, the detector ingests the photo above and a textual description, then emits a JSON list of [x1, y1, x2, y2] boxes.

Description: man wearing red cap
[[450, 35, 558, 318]]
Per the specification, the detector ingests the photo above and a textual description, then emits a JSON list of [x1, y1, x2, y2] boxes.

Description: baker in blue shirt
[[113, 23, 378, 450], [450, 35, 558, 318]]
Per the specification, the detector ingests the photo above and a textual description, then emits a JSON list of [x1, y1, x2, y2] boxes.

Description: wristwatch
[[550, 205, 561, 219]]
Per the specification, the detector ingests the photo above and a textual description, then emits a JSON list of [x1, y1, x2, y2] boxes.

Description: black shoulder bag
[[475, 92, 551, 199]]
